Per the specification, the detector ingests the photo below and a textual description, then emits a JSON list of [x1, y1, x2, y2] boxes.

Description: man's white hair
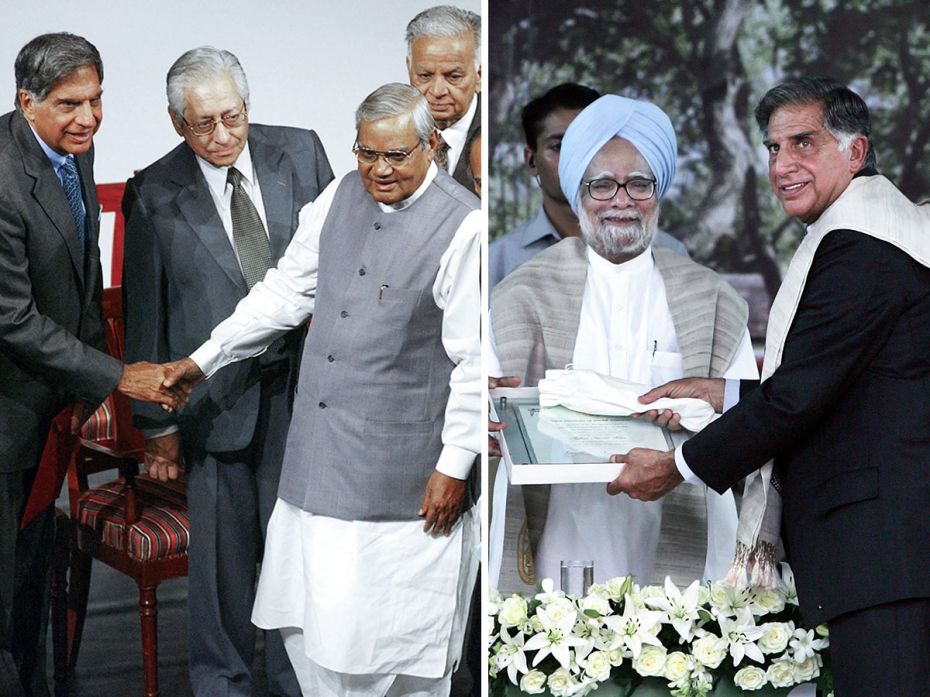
[[405, 5, 480, 68]]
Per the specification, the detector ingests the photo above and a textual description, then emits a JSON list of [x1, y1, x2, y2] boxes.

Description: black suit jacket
[[684, 228, 930, 624], [451, 94, 480, 191], [0, 110, 122, 473], [122, 124, 333, 454]]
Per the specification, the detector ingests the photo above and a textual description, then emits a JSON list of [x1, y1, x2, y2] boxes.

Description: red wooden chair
[[54, 286, 190, 697]]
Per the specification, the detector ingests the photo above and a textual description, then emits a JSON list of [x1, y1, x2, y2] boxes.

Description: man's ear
[[848, 134, 869, 172], [18, 90, 35, 121], [169, 106, 185, 138], [524, 147, 537, 173]]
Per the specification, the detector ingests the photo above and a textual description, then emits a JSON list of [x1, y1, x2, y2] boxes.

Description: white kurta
[[534, 247, 758, 585], [188, 165, 482, 679]]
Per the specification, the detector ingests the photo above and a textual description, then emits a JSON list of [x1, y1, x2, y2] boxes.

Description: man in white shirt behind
[[164, 83, 480, 697], [490, 94, 758, 590]]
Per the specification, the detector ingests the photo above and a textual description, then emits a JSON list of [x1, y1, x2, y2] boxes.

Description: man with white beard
[[490, 94, 758, 588]]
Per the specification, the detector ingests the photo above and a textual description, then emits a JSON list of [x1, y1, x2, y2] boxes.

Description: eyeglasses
[[583, 176, 656, 201], [352, 143, 421, 166], [182, 104, 248, 137]]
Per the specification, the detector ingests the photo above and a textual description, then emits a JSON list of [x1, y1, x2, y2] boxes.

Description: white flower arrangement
[[489, 563, 832, 697]]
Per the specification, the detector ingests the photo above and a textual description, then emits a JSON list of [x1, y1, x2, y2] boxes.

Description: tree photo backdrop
[[489, 0, 930, 304]]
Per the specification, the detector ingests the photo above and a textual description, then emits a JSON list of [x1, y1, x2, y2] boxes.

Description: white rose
[[489, 588, 503, 615], [608, 647, 625, 666], [692, 634, 727, 669], [498, 596, 528, 628], [641, 584, 667, 602], [604, 577, 632, 602], [709, 582, 730, 609], [664, 651, 691, 684], [546, 667, 575, 697], [696, 584, 712, 606], [766, 658, 796, 688], [528, 615, 545, 633], [632, 645, 668, 677], [751, 588, 786, 615], [519, 669, 548, 694], [583, 650, 612, 682], [580, 593, 612, 617], [757, 622, 791, 654], [795, 655, 821, 681], [734, 665, 768, 691]]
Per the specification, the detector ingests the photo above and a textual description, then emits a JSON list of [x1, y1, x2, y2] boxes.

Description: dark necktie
[[60, 157, 86, 263], [434, 135, 450, 172], [227, 166, 272, 290]]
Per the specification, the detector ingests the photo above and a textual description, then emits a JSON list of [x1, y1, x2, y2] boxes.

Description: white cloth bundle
[[537, 368, 719, 432]]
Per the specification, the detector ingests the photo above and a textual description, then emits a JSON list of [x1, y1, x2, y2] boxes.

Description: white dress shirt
[[533, 246, 758, 585], [438, 95, 477, 174]]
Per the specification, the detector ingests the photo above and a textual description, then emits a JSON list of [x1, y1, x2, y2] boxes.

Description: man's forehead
[[184, 78, 241, 115], [357, 113, 416, 142], [411, 32, 476, 62], [764, 102, 825, 139]]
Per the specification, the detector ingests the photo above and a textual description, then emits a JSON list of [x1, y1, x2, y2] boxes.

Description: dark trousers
[[186, 367, 299, 697], [828, 597, 930, 697], [0, 466, 54, 697]]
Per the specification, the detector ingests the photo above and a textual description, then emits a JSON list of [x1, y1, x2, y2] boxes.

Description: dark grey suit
[[122, 124, 332, 697], [451, 94, 480, 191], [0, 110, 122, 697]]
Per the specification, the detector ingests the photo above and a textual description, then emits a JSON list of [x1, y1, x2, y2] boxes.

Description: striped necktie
[[60, 157, 86, 264]]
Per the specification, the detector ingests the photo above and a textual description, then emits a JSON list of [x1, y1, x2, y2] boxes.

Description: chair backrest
[[96, 182, 126, 287]]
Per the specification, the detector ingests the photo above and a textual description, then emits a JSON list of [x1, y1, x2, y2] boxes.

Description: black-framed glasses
[[583, 176, 656, 201], [352, 143, 421, 166], [182, 103, 248, 137]]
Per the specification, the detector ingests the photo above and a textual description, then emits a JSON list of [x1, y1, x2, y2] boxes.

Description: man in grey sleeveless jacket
[[490, 95, 757, 592], [165, 83, 481, 697]]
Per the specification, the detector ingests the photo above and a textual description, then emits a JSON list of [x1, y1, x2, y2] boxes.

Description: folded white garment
[[537, 368, 718, 432]]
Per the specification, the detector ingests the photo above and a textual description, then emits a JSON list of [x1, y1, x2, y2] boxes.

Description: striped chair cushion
[[78, 477, 189, 561], [80, 397, 114, 444]]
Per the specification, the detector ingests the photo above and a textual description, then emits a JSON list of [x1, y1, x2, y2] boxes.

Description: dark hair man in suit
[[0, 32, 183, 697], [121, 46, 333, 697], [611, 75, 930, 697]]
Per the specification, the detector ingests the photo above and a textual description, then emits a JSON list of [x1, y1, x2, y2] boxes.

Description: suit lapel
[[14, 114, 86, 283], [250, 130, 293, 261], [172, 151, 248, 294]]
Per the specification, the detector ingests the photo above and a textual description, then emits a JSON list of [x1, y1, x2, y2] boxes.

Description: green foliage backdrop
[[489, 0, 930, 295]]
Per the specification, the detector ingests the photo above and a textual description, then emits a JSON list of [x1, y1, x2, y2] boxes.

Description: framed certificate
[[490, 387, 683, 484]]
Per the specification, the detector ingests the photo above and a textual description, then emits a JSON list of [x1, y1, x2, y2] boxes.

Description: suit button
[[318, 401, 326, 409], [358, 268, 366, 276], [340, 310, 349, 318], [373, 222, 382, 230], [327, 355, 335, 362]]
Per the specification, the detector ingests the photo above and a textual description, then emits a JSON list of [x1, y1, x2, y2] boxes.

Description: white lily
[[495, 627, 530, 684], [535, 577, 566, 604], [646, 577, 701, 642], [602, 594, 665, 658], [523, 603, 587, 669], [779, 562, 799, 606], [789, 627, 828, 663], [718, 607, 765, 666]]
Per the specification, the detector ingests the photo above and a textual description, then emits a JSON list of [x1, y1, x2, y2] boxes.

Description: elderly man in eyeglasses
[[121, 46, 332, 697], [489, 94, 758, 592], [160, 82, 481, 697]]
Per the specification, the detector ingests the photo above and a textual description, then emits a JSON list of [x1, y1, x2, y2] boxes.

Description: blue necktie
[[60, 156, 86, 263]]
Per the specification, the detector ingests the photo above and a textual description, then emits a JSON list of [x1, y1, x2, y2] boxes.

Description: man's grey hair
[[14, 33, 103, 111], [166, 46, 249, 121], [355, 83, 435, 145], [755, 74, 877, 170], [405, 5, 480, 67]]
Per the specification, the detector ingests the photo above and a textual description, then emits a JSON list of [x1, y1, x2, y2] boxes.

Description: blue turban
[[558, 94, 678, 215]]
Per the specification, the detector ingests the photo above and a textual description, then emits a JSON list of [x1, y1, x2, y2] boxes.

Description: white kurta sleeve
[[191, 177, 341, 377], [432, 208, 482, 480]]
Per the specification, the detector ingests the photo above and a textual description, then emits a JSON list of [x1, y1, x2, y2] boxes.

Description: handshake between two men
[[112, 357, 205, 482]]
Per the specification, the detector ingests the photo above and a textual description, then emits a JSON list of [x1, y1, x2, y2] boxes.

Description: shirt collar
[[437, 95, 477, 151], [29, 124, 69, 172], [520, 206, 562, 246], [586, 243, 655, 277], [195, 141, 254, 198], [376, 162, 438, 212]]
